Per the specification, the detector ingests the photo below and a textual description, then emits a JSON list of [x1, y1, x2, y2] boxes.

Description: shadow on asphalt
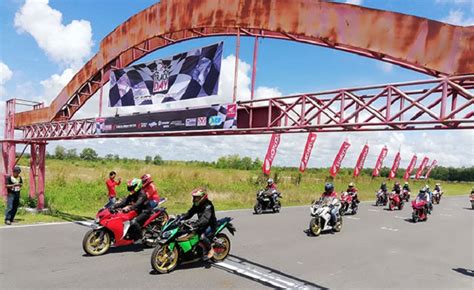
[[49, 210, 94, 222], [149, 260, 212, 275], [82, 244, 145, 257], [214, 254, 328, 289], [452, 268, 474, 277], [303, 229, 336, 237], [252, 211, 280, 215]]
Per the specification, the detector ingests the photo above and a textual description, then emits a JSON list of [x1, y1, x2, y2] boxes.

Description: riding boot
[[129, 219, 142, 240]]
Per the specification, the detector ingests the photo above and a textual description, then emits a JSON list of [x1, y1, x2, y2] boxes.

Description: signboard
[[96, 104, 237, 133], [109, 42, 223, 107]]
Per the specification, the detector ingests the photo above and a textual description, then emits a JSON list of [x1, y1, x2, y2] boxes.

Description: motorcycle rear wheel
[[211, 233, 231, 262], [309, 217, 322, 236], [333, 216, 343, 232], [82, 229, 111, 256], [151, 245, 179, 274]]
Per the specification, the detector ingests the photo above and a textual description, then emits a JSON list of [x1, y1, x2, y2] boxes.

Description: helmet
[[435, 183, 440, 186], [382, 182, 386, 185], [324, 183, 334, 193], [404, 182, 408, 185], [127, 178, 143, 194], [267, 178, 274, 185], [141, 174, 152, 186], [425, 185, 430, 190], [348, 182, 355, 188], [395, 182, 400, 186], [13, 166, 21, 173], [191, 188, 208, 206], [419, 188, 426, 193]]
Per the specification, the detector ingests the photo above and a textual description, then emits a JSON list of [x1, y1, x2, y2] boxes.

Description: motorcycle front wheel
[[412, 212, 418, 223], [333, 216, 343, 232], [211, 233, 231, 262], [82, 229, 111, 256], [254, 202, 263, 214], [309, 217, 322, 236], [151, 245, 179, 274]]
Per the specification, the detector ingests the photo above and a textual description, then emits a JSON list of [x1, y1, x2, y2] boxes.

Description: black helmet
[[13, 166, 21, 173], [324, 183, 334, 193]]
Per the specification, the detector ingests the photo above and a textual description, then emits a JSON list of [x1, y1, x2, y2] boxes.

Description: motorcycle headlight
[[94, 217, 100, 223], [161, 230, 172, 239]]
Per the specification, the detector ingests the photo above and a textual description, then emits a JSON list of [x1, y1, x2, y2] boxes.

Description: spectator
[[105, 171, 121, 208], [5, 166, 23, 225]]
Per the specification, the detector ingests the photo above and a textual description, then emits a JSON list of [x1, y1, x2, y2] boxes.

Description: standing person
[[5, 166, 23, 225], [105, 171, 121, 208]]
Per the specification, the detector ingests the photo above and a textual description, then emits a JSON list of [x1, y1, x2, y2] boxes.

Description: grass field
[[1, 159, 472, 225]]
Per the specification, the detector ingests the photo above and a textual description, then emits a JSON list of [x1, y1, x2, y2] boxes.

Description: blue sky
[[0, 0, 473, 168]]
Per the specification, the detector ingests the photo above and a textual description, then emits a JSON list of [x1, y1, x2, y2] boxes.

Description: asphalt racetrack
[[1, 196, 473, 289]]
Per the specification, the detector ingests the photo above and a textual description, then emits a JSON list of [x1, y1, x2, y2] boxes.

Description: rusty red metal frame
[[17, 75, 474, 141], [13, 0, 474, 127]]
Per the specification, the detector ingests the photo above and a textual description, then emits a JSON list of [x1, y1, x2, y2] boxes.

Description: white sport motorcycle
[[308, 199, 342, 236]]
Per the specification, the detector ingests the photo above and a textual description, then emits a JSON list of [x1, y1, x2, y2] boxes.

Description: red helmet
[[141, 174, 152, 186], [191, 188, 208, 206]]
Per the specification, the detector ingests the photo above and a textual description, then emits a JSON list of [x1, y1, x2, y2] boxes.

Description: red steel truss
[[17, 75, 474, 141]]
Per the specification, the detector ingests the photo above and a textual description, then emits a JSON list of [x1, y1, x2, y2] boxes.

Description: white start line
[[380, 226, 399, 232]]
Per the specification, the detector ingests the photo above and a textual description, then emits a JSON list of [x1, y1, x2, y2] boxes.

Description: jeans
[[148, 200, 158, 209], [104, 196, 116, 209], [5, 193, 20, 222], [330, 207, 338, 224]]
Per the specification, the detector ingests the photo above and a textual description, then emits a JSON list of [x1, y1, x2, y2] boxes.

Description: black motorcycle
[[254, 189, 281, 214]]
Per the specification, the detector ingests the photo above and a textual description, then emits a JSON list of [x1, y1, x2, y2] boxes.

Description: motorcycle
[[411, 199, 428, 223], [432, 190, 442, 204], [254, 189, 281, 214], [308, 200, 342, 236], [339, 192, 358, 215], [401, 189, 410, 202], [82, 198, 169, 256], [470, 192, 474, 210], [375, 189, 388, 206], [150, 216, 236, 274], [388, 192, 404, 211]]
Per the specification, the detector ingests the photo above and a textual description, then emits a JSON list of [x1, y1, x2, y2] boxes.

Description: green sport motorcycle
[[150, 216, 236, 274]]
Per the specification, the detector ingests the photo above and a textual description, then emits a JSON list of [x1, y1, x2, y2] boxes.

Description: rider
[[392, 181, 402, 194], [141, 174, 160, 208], [403, 181, 411, 192], [380, 182, 388, 193], [111, 178, 148, 239], [180, 188, 217, 261], [319, 183, 341, 226], [265, 178, 280, 208], [424, 185, 433, 213], [346, 182, 360, 204], [434, 183, 442, 195]]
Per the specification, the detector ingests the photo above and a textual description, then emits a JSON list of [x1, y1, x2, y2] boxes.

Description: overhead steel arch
[[14, 0, 474, 127]]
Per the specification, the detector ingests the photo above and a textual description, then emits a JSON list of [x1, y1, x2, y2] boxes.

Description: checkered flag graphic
[[109, 42, 223, 107]]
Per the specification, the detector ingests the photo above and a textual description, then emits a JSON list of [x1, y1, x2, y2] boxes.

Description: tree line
[[21, 146, 474, 182]]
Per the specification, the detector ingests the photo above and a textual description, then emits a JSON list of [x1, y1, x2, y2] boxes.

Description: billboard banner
[[403, 154, 417, 180], [415, 156, 430, 179], [96, 104, 237, 134], [109, 42, 223, 107], [424, 160, 438, 179], [299, 132, 317, 173], [388, 151, 401, 179]]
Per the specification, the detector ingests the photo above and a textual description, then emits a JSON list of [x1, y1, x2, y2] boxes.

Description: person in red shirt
[[105, 171, 121, 208], [141, 174, 160, 208]]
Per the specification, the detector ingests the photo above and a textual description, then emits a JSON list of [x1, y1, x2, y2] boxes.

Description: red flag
[[372, 145, 388, 177], [403, 155, 417, 180], [353, 144, 369, 177], [388, 152, 401, 179], [262, 133, 281, 175], [424, 160, 438, 179], [299, 132, 317, 173], [415, 156, 429, 179], [329, 140, 351, 177]]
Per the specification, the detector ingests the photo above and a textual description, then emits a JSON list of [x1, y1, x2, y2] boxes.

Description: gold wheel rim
[[311, 221, 321, 235], [154, 246, 178, 271], [87, 231, 110, 255], [212, 236, 230, 261]]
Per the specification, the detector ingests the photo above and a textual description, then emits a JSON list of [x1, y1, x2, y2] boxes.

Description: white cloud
[[345, 0, 363, 5], [14, 0, 93, 68], [0, 62, 13, 98], [441, 10, 474, 26], [377, 62, 394, 73], [40, 68, 75, 103]]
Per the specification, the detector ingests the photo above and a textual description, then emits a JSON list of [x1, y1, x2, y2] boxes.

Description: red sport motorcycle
[[388, 192, 404, 211], [339, 192, 359, 215], [411, 199, 428, 223], [82, 198, 169, 256]]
